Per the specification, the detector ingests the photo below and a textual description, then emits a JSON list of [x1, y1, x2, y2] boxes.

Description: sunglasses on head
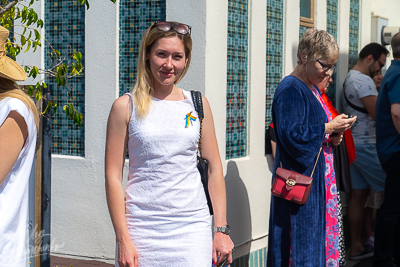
[[154, 21, 191, 35]]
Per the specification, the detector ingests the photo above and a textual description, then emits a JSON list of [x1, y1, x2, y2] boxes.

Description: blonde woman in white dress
[[105, 21, 234, 267], [0, 25, 38, 267]]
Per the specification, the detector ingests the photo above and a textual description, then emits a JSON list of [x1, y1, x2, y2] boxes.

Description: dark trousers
[[373, 150, 400, 267]]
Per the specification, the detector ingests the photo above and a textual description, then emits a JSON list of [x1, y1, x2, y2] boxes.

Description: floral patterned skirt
[[324, 146, 340, 267]]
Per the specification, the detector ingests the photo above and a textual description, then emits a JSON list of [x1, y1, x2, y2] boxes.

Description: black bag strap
[[343, 83, 368, 114], [190, 90, 204, 156]]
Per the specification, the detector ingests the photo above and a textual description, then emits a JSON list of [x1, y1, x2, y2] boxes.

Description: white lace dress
[[116, 89, 212, 266]]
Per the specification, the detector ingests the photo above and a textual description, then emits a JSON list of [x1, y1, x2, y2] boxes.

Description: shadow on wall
[[225, 161, 252, 258]]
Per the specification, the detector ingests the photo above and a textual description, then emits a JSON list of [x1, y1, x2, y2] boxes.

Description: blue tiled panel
[[349, 0, 360, 70], [45, 0, 85, 156], [299, 25, 308, 40], [266, 0, 283, 127], [119, 0, 166, 96], [326, 0, 338, 106], [226, 0, 248, 159], [232, 247, 267, 267]]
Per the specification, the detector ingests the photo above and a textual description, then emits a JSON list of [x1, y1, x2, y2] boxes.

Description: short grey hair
[[297, 29, 339, 65]]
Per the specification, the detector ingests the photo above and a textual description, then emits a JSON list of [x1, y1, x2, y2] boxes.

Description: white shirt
[[0, 97, 37, 267], [343, 70, 378, 144]]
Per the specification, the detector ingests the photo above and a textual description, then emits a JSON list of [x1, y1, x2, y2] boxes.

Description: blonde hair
[[297, 29, 339, 65], [132, 22, 192, 117], [0, 77, 39, 130]]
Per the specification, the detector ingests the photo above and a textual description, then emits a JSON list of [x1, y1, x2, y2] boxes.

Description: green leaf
[[35, 90, 42, 101], [21, 35, 26, 46], [42, 101, 51, 115], [52, 103, 58, 115], [63, 105, 69, 116], [27, 86, 34, 96], [34, 29, 40, 41], [72, 52, 82, 63], [37, 19, 44, 28], [42, 82, 47, 89], [24, 40, 31, 53], [22, 7, 28, 21]]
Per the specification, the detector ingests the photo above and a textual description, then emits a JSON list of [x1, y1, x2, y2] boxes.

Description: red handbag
[[271, 147, 322, 205]]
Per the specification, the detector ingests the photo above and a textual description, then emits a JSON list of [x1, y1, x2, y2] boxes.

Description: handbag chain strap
[[190, 91, 204, 157], [280, 146, 323, 178]]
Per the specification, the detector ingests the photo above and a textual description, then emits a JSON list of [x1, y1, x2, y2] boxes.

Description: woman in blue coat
[[267, 29, 356, 266]]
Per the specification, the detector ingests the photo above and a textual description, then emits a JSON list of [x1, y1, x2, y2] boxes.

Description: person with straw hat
[[0, 25, 38, 266]]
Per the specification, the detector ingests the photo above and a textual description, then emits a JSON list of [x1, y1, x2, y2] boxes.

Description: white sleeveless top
[[120, 89, 211, 266], [0, 97, 37, 267]]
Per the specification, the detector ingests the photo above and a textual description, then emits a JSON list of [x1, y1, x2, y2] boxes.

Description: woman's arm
[[0, 111, 28, 186], [200, 96, 234, 266], [105, 95, 138, 267]]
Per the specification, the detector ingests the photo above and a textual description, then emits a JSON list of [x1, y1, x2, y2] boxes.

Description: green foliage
[[0, 0, 115, 126]]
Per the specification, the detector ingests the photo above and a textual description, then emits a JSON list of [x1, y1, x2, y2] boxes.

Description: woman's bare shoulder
[[109, 94, 131, 123]]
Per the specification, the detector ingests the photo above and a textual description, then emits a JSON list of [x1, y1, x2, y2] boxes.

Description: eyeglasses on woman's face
[[154, 21, 191, 35], [316, 59, 337, 73]]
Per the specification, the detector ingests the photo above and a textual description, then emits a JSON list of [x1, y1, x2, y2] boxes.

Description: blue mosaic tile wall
[[349, 0, 360, 71], [266, 0, 284, 127], [231, 247, 267, 267], [326, 0, 338, 107], [119, 0, 166, 96], [45, 0, 85, 156], [226, 0, 248, 159]]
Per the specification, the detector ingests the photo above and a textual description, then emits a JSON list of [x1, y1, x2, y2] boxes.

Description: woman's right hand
[[117, 240, 139, 267], [326, 114, 357, 134]]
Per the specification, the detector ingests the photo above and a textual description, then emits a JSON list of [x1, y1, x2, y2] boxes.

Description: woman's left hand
[[329, 133, 343, 146], [213, 233, 234, 266]]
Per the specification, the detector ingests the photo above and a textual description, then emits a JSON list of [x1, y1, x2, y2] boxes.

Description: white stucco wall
[[51, 1, 119, 261], [283, 0, 300, 77]]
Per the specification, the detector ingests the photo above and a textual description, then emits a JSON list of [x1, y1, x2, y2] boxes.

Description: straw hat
[[0, 25, 27, 81]]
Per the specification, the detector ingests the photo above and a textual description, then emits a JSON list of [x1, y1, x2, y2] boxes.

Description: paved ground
[[50, 256, 113, 267]]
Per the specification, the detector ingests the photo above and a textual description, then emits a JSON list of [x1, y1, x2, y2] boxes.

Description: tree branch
[[0, 0, 19, 16]]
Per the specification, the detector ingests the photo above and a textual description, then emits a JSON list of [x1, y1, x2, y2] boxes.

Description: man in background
[[343, 42, 389, 260], [374, 32, 400, 267]]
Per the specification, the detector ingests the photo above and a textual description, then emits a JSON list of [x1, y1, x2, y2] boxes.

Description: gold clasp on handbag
[[286, 179, 296, 187]]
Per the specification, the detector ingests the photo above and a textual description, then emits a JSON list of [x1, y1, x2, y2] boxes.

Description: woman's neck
[[291, 65, 314, 90], [153, 85, 185, 101]]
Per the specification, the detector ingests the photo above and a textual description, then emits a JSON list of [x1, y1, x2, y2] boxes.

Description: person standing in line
[[343, 42, 389, 261], [317, 74, 357, 266], [267, 29, 356, 266], [105, 21, 233, 267], [0, 25, 38, 267], [362, 69, 385, 251], [374, 32, 400, 267]]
